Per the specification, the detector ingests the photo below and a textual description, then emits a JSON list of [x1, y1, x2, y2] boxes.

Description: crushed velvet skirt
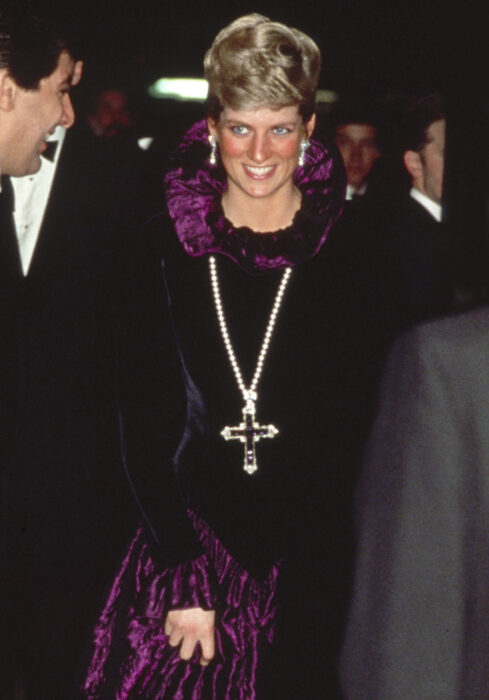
[[82, 510, 279, 699]]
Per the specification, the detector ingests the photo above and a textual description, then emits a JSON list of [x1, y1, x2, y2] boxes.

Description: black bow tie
[[42, 141, 58, 163], [0, 176, 14, 212]]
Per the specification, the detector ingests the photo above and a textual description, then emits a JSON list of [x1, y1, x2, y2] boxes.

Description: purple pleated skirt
[[83, 510, 279, 699]]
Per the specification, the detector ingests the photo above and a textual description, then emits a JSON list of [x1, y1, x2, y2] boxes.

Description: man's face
[[335, 123, 380, 190], [7, 51, 80, 177], [91, 90, 132, 138], [418, 119, 445, 204]]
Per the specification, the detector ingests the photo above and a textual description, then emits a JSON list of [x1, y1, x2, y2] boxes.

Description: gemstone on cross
[[221, 399, 278, 475]]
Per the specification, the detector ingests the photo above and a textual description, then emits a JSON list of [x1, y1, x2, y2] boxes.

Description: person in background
[[390, 94, 452, 321], [340, 302, 489, 699], [86, 86, 133, 138], [333, 101, 381, 200]]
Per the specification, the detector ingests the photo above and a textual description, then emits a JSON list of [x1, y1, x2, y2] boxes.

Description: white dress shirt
[[346, 183, 368, 201], [410, 186, 442, 222], [11, 126, 66, 275]]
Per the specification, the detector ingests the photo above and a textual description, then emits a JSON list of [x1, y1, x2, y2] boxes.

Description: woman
[[83, 14, 369, 698]]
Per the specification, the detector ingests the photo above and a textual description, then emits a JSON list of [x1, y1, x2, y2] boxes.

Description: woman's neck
[[222, 184, 302, 233]]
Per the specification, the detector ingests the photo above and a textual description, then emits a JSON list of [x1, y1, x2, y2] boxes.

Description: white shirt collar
[[410, 187, 442, 222], [10, 126, 67, 275], [346, 183, 368, 201]]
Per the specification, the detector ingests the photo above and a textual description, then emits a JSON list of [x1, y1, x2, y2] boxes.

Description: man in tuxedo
[[330, 94, 451, 329], [340, 305, 489, 699], [333, 105, 381, 201], [0, 10, 80, 483], [1, 9, 141, 698], [391, 94, 452, 321]]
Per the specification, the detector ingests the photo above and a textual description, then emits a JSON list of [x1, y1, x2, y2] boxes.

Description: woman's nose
[[249, 133, 269, 163]]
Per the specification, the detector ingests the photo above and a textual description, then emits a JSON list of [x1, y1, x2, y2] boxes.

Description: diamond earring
[[209, 134, 217, 166], [298, 139, 310, 168]]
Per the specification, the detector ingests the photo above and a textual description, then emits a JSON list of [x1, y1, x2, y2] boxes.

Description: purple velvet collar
[[164, 120, 345, 274]]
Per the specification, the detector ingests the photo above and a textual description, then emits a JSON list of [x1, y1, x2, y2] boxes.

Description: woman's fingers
[[180, 633, 198, 660], [165, 608, 216, 664], [199, 628, 215, 666], [168, 627, 184, 648]]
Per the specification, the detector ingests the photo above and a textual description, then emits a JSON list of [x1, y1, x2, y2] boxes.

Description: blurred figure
[[402, 94, 445, 220], [333, 101, 381, 200], [340, 304, 489, 699], [392, 93, 452, 321], [86, 86, 133, 138], [79, 78, 163, 218], [329, 94, 452, 330]]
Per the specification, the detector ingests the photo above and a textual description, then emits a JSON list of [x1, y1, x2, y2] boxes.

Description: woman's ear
[[304, 113, 316, 140], [207, 117, 217, 137]]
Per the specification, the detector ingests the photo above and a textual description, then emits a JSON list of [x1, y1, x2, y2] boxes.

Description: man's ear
[[403, 150, 422, 181], [0, 70, 18, 112], [72, 60, 83, 87]]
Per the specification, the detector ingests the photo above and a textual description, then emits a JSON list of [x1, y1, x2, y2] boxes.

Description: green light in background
[[149, 78, 208, 101], [316, 90, 338, 104], [148, 79, 336, 105]]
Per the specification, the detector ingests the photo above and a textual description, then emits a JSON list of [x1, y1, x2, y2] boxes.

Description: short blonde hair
[[204, 13, 321, 122]]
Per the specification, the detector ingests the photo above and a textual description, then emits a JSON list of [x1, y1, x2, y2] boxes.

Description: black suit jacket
[[392, 194, 453, 321], [0, 127, 148, 694], [328, 191, 454, 334]]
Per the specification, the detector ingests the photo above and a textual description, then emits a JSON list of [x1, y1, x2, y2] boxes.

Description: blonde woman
[[84, 14, 350, 698]]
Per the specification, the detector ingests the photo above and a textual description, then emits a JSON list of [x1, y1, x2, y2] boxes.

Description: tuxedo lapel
[[25, 152, 71, 281], [0, 176, 22, 280]]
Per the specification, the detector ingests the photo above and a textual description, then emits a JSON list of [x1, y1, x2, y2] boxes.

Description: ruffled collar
[[164, 120, 345, 274]]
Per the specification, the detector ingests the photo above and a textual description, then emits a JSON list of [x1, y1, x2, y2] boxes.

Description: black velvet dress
[[83, 121, 395, 698]]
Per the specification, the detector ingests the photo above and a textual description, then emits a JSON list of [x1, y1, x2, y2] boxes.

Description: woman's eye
[[231, 125, 249, 135], [273, 126, 291, 136]]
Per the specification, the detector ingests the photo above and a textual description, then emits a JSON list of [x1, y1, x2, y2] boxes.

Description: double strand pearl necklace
[[209, 255, 292, 474]]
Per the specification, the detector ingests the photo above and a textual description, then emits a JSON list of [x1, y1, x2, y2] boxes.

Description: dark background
[[21, 0, 481, 91]]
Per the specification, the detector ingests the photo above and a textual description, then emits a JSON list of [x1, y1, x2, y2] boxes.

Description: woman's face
[[208, 105, 315, 203]]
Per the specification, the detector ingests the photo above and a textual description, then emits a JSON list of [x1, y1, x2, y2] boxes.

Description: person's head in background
[[86, 87, 133, 139], [402, 93, 445, 205], [332, 99, 381, 199]]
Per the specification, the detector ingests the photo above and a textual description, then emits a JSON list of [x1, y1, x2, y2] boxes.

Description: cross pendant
[[221, 399, 278, 475]]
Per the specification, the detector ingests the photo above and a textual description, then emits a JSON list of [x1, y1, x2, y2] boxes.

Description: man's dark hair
[[0, 6, 74, 90], [330, 95, 380, 133], [402, 93, 445, 153]]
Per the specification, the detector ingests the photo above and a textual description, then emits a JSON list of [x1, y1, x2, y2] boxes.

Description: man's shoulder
[[394, 306, 489, 374], [391, 190, 439, 227]]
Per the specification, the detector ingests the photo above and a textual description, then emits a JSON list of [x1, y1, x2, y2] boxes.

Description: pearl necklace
[[209, 255, 292, 474]]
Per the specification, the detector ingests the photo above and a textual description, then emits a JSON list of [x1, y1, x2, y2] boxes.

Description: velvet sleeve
[[117, 224, 204, 568]]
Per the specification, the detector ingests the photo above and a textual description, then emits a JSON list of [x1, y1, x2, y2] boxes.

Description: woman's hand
[[165, 607, 216, 665]]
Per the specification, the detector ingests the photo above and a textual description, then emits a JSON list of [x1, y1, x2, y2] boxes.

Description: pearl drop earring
[[298, 139, 310, 168], [209, 134, 217, 166]]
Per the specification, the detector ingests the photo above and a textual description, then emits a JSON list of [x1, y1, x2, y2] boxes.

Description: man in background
[[393, 94, 452, 320], [333, 104, 381, 201]]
